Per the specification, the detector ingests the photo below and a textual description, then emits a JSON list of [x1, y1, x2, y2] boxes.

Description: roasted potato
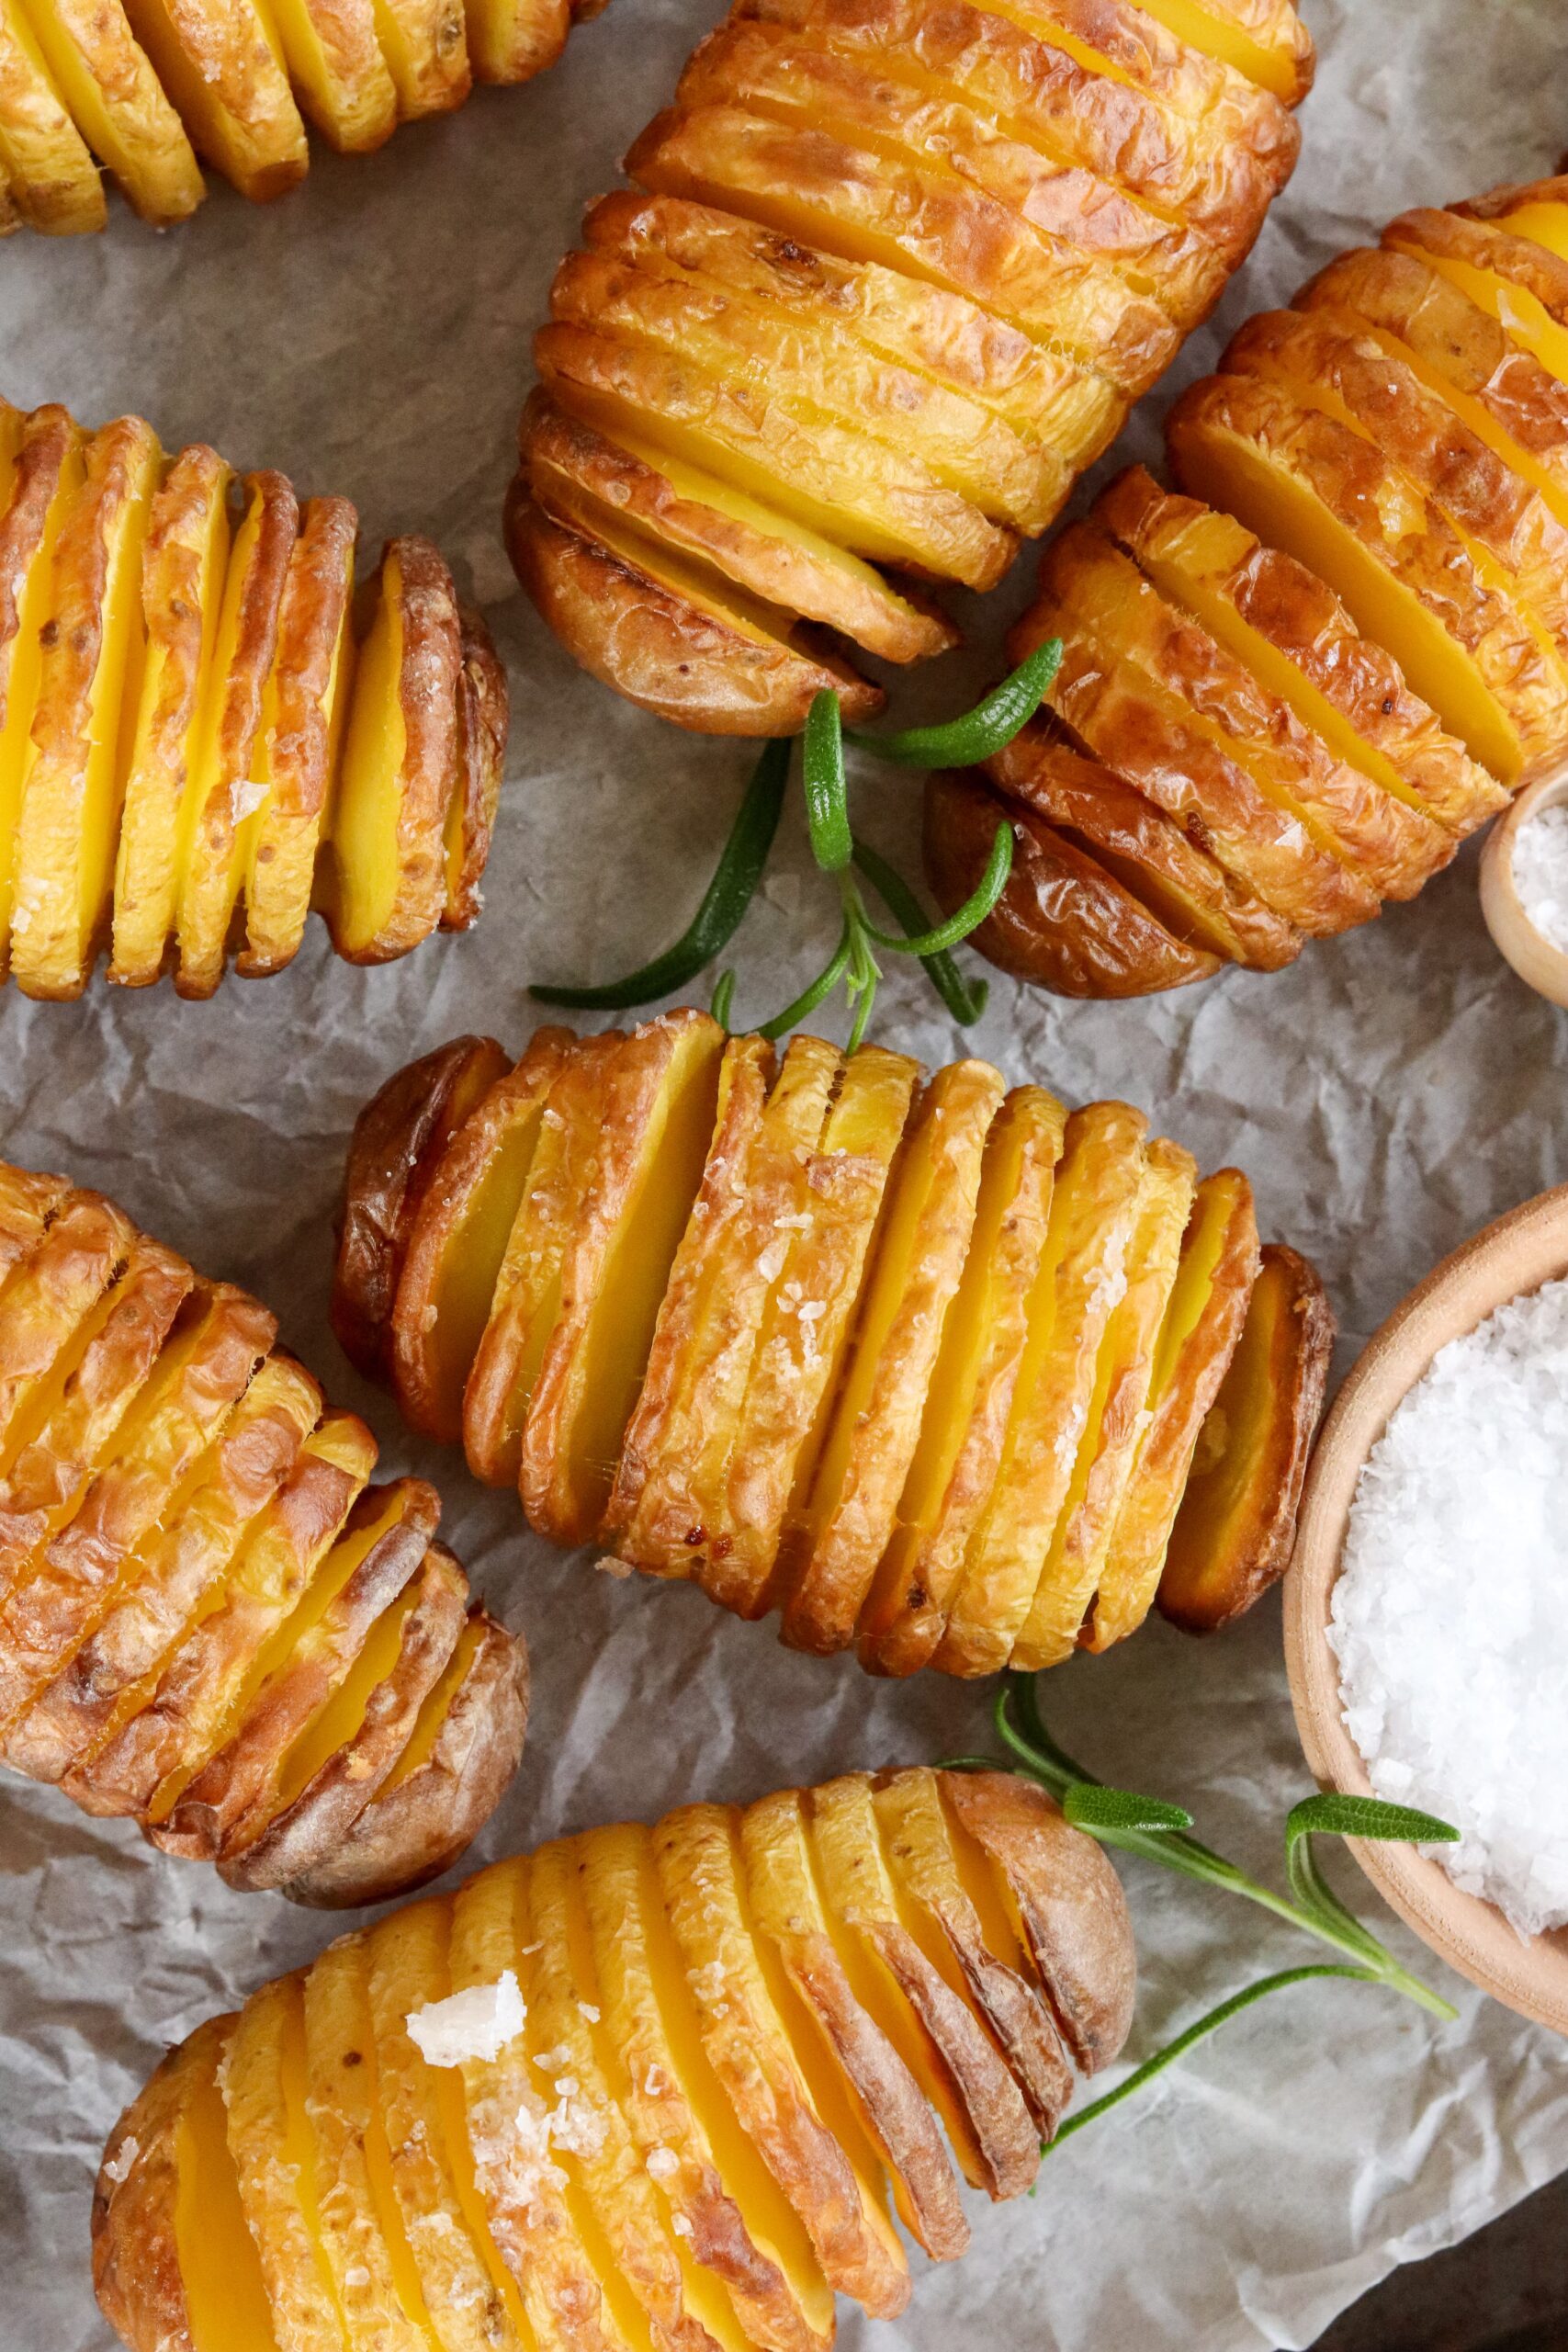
[[0, 0, 595, 228], [509, 0, 1313, 730], [934, 171, 1568, 1000], [0, 1156, 527, 1905], [95, 1765, 1134, 2352], [0, 393, 504, 999], [333, 1009, 1326, 1676]]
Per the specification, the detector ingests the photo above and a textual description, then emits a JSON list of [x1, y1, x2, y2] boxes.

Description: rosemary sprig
[[531, 648, 1062, 1034], [943, 1674, 1460, 2153]]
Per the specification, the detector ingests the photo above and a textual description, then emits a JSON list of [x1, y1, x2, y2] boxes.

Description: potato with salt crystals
[[931, 171, 1568, 1002], [0, 1156, 526, 1905], [96, 1768, 1134, 2352], [0, 0, 104, 230], [512, 0, 1312, 731], [337, 1012, 1326, 1676], [0, 394, 506, 999]]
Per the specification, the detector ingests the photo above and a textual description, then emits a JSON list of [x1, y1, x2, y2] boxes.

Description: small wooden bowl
[[1479, 765, 1568, 1007], [1284, 1184, 1568, 2034]]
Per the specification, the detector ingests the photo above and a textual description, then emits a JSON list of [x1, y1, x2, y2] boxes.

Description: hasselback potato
[[0, 396, 504, 999], [508, 0, 1314, 731], [94, 1765, 1134, 2351], [929, 169, 1568, 995], [333, 1011, 1333, 1675], [0, 1156, 527, 1904], [0, 0, 605, 233]]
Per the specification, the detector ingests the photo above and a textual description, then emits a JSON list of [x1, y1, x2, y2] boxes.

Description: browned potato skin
[[443, 605, 511, 930], [924, 766, 1224, 997], [93, 2020, 220, 2352], [330, 1033, 512, 1383], [1158, 1241, 1335, 1633]]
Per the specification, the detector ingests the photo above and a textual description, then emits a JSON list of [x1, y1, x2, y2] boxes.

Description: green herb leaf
[[531, 737, 790, 1009], [1064, 1785, 1194, 1836], [843, 641, 1062, 769], [709, 967, 736, 1031], [852, 838, 988, 1025], [1286, 1793, 1461, 1849], [755, 922, 853, 1041], [804, 691, 852, 873], [858, 820, 1012, 956]]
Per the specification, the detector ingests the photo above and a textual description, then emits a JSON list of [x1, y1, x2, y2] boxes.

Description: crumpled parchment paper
[[4, 2, 1568, 2344]]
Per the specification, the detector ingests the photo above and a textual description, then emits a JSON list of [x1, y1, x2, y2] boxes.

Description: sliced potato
[[0, 406, 84, 978], [370, 0, 470, 117], [1131, 0, 1311, 103], [1386, 201, 1568, 391], [0, 0, 104, 232], [0, 1188, 136, 1472], [118, 0, 308, 200], [0, 1159, 67, 1278], [442, 603, 507, 929], [221, 1973, 353, 2352], [462, 0, 567, 81], [1157, 1239, 1332, 1632], [15, 0, 204, 221], [260, 0, 397, 150]]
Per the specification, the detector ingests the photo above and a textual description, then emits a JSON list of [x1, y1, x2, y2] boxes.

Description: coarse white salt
[[406, 1970, 525, 2066], [1511, 802, 1568, 956], [101, 2136, 138, 2187], [1330, 1274, 1568, 1938]]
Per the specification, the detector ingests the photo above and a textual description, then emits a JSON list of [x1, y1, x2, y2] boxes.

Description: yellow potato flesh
[[175, 481, 275, 980], [1390, 237, 1568, 395], [378, 1611, 481, 1793], [174, 2035, 282, 2352], [244, 535, 355, 969], [223, 1980, 350, 2352], [275, 1981, 347, 2322], [146, 1475, 407, 1823], [119, 0, 303, 196], [268, 1572, 424, 1816], [1499, 200, 1568, 270], [14, 0, 201, 220], [0, 0, 104, 233], [0, 419, 84, 964], [254, 0, 395, 149], [327, 548, 406, 956], [1130, 0, 1292, 96], [1172, 414, 1524, 782], [409, 1094, 551, 1441], [563, 1026, 724, 1534], [112, 457, 232, 984], [463, 0, 562, 83]]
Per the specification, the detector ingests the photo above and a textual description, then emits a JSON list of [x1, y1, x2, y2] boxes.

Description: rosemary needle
[[844, 639, 1063, 768]]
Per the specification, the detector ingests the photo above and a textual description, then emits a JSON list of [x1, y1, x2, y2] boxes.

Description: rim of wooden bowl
[[1283, 1183, 1568, 2034], [1479, 766, 1568, 1009]]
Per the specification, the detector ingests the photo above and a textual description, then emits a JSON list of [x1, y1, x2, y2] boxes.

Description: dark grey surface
[[1312, 2172, 1568, 2352]]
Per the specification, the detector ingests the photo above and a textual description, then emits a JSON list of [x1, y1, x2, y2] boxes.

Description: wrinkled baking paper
[[4, 2, 1568, 2344]]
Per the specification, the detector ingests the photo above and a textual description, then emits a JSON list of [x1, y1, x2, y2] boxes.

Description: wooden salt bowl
[[1480, 766, 1568, 1009]]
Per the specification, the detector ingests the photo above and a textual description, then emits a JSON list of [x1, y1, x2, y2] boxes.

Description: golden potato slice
[[872, 1767, 1072, 2131], [923, 765, 1226, 998], [1131, 0, 1310, 102], [222, 1973, 352, 2352], [522, 393, 952, 669], [780, 1059, 1002, 1655], [804, 1771, 1039, 2199], [628, 99, 1177, 400], [1387, 201, 1568, 391], [446, 1852, 639, 2352], [119, 0, 307, 199], [855, 1084, 1064, 1677], [655, 1800, 910, 2318], [220, 1539, 468, 1890], [333, 1033, 513, 1386], [16, 0, 203, 220], [1027, 526, 1390, 926], [577, 1815, 835, 2352], [935, 1099, 1148, 1677], [678, 18, 1232, 334], [0, 404, 82, 978], [462, 0, 567, 81], [1166, 369, 1565, 785], [461, 1033, 624, 1489], [1158, 1239, 1332, 1632], [1086, 1164, 1258, 1648], [1010, 1136, 1194, 1668], [740, 1786, 967, 2259], [735, 0, 1294, 257], [154, 1475, 438, 1859], [606, 1034, 840, 1585], [0, 1280, 274, 1748], [109, 445, 235, 989], [1095, 462, 1506, 839], [522, 1011, 726, 1548], [389, 1030, 572, 1445], [0, 1159, 66, 1275], [549, 243, 1062, 536], [6, 1349, 321, 1786], [714, 1041, 918, 1616], [65, 1405, 373, 1822], [10, 414, 161, 1000], [586, 189, 1115, 469], [371, 0, 469, 116], [507, 487, 884, 737], [282, 1607, 526, 1907], [443, 604, 506, 929], [982, 719, 1301, 967], [0, 1187, 136, 1474], [173, 469, 299, 997], [260, 0, 397, 149], [239, 492, 359, 976], [321, 534, 464, 964], [360, 1897, 532, 2351], [0, 0, 103, 231], [538, 311, 1016, 592], [301, 1932, 439, 2349]]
